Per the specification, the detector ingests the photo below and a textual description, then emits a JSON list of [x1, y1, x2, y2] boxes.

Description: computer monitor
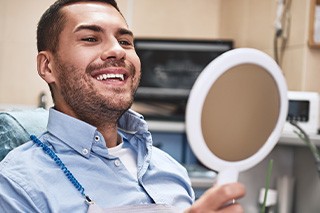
[[132, 38, 233, 121]]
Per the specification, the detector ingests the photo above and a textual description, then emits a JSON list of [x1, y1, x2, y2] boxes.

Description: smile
[[96, 73, 124, 81]]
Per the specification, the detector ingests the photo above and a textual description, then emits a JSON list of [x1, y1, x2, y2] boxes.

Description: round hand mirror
[[186, 48, 288, 185]]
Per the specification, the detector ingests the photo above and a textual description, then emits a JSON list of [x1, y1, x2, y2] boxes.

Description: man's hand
[[185, 182, 246, 213]]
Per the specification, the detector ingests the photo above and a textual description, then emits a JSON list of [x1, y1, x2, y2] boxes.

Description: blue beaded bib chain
[[30, 135, 183, 213], [30, 135, 93, 205]]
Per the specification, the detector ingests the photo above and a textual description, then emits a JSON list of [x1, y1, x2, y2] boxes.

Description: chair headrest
[[0, 108, 49, 160]]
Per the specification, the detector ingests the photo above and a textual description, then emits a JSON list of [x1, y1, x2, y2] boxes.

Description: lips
[[91, 66, 129, 83]]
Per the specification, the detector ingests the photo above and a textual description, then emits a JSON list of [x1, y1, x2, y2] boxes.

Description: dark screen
[[287, 100, 309, 122], [134, 39, 233, 99]]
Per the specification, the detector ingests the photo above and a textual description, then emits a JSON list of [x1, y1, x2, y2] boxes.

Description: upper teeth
[[96, 73, 124, 81]]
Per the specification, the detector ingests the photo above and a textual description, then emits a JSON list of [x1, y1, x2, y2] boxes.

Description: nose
[[100, 39, 126, 61]]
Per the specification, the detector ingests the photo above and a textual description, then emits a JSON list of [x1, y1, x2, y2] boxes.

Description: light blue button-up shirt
[[0, 108, 194, 212]]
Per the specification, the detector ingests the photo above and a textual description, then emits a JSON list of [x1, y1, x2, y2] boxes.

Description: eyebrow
[[117, 28, 134, 37], [74, 24, 104, 33], [73, 24, 134, 37]]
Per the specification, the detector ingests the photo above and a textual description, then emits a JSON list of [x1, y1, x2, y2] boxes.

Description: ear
[[37, 51, 56, 84]]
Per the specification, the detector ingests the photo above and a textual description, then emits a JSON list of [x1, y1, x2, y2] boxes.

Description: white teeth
[[96, 73, 124, 81]]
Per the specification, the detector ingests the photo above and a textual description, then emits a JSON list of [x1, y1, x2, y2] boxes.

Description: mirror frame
[[185, 48, 288, 184]]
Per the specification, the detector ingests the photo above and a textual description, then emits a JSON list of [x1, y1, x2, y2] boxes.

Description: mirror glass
[[201, 64, 280, 162], [186, 48, 288, 185]]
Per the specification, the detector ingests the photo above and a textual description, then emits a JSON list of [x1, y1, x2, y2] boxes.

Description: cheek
[[62, 47, 95, 68], [133, 62, 141, 85], [132, 54, 141, 76]]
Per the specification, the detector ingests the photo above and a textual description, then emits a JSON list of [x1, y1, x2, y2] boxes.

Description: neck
[[97, 123, 120, 148]]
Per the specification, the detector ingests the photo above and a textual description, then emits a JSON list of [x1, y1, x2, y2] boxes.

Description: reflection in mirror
[[201, 64, 280, 162]]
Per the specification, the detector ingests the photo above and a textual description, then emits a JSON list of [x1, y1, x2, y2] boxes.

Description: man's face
[[50, 2, 141, 125]]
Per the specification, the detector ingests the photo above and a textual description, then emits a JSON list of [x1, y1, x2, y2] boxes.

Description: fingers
[[213, 182, 246, 209], [185, 182, 246, 213]]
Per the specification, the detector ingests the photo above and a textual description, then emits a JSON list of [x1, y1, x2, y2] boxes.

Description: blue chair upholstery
[[0, 108, 49, 161]]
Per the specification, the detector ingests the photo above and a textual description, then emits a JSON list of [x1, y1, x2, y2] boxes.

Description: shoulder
[[1, 140, 35, 166], [0, 138, 60, 189], [0, 140, 44, 180], [0, 141, 50, 211], [151, 146, 189, 175]]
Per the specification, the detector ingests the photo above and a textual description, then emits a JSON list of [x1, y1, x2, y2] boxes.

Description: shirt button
[[114, 159, 121, 167], [94, 135, 100, 142], [82, 148, 89, 155]]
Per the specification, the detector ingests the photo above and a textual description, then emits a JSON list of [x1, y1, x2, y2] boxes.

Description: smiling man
[[0, 0, 245, 212], [37, 1, 141, 148]]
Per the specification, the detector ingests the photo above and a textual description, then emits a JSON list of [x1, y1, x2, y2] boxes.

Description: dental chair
[[0, 108, 48, 161]]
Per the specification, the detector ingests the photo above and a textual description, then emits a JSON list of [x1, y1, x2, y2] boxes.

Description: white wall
[[0, 0, 55, 108]]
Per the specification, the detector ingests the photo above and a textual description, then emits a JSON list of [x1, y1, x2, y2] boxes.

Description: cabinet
[[150, 131, 198, 165], [309, 0, 320, 47], [150, 129, 215, 199]]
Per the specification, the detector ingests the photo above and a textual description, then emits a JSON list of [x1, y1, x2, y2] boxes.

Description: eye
[[119, 40, 133, 47], [81, 37, 97, 42]]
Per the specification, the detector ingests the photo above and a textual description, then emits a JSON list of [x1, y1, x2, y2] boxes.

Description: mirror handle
[[216, 169, 239, 185]]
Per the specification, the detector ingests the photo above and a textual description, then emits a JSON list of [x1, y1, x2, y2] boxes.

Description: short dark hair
[[37, 0, 121, 53]]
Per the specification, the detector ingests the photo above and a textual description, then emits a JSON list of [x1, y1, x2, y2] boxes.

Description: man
[[0, 0, 245, 212]]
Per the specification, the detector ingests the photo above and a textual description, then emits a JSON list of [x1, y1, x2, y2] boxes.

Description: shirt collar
[[47, 108, 97, 157], [118, 109, 146, 134], [46, 108, 149, 157]]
